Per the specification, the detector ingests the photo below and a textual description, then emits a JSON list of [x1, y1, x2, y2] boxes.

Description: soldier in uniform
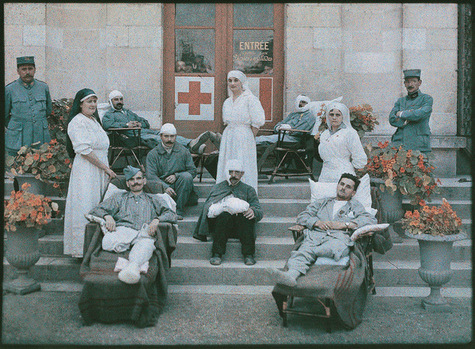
[[389, 69, 433, 153], [5, 56, 52, 155]]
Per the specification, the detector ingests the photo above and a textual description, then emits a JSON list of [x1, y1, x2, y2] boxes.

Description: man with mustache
[[193, 159, 263, 266], [5, 56, 52, 155], [88, 166, 177, 284], [102, 90, 218, 153], [145, 123, 198, 220], [266, 173, 376, 287], [389, 69, 433, 153]]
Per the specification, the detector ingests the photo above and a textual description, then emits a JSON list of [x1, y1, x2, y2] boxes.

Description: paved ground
[[2, 290, 472, 345]]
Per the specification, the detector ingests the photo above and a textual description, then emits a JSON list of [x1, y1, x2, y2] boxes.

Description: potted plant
[[47, 98, 73, 146], [364, 141, 440, 241], [4, 183, 59, 294], [6, 139, 72, 197], [349, 103, 379, 138], [402, 199, 467, 310]]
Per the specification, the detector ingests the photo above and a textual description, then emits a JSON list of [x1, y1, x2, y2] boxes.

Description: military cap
[[17, 56, 35, 66], [403, 69, 421, 79], [124, 165, 141, 181]]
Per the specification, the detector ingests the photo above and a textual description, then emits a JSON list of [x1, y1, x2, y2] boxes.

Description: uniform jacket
[[273, 110, 316, 138], [389, 91, 433, 152], [193, 180, 263, 239], [102, 108, 151, 138], [145, 141, 197, 189], [296, 196, 377, 248], [5, 78, 52, 153]]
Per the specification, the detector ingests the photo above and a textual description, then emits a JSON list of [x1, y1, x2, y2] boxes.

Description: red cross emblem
[[177, 81, 212, 115]]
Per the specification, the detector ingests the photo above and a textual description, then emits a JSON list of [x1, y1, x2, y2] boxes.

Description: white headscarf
[[325, 101, 353, 131], [225, 159, 244, 185], [160, 123, 177, 135], [108, 90, 124, 110], [295, 95, 311, 112], [227, 70, 249, 97]]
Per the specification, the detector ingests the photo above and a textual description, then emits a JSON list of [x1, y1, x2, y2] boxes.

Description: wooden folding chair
[[108, 127, 149, 173], [267, 129, 316, 183]]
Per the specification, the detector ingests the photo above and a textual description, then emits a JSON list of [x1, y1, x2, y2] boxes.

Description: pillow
[[103, 183, 177, 212], [84, 214, 108, 235], [309, 178, 376, 216], [97, 102, 111, 122], [350, 223, 390, 241]]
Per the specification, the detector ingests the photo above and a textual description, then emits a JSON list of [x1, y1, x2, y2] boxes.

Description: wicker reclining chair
[[78, 178, 178, 328], [271, 187, 392, 332]]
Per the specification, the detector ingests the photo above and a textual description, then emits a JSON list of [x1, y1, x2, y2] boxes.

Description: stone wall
[[284, 3, 458, 136], [4, 3, 163, 128], [5, 3, 459, 134]]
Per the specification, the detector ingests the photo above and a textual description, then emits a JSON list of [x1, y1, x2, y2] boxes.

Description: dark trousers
[[209, 212, 256, 256]]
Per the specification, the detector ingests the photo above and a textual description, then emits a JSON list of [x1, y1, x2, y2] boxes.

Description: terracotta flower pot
[[405, 231, 467, 311], [4, 225, 42, 295]]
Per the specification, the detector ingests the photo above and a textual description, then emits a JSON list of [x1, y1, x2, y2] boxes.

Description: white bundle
[[207, 197, 250, 218]]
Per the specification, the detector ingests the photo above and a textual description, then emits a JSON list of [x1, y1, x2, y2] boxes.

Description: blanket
[[272, 234, 371, 329], [78, 221, 177, 328]]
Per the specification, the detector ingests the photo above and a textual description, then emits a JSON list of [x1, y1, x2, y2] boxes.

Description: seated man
[[88, 166, 177, 284], [193, 160, 263, 266], [102, 89, 214, 153], [145, 123, 198, 220], [255, 95, 316, 146], [267, 173, 376, 287]]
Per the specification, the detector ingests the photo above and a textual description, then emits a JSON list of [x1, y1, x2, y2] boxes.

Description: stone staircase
[[3, 175, 472, 294]]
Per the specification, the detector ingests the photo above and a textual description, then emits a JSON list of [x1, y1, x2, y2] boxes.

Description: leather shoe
[[193, 234, 207, 242], [244, 255, 256, 265], [209, 253, 222, 265]]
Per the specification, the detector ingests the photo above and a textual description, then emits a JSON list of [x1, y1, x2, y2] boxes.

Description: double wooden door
[[163, 3, 284, 138]]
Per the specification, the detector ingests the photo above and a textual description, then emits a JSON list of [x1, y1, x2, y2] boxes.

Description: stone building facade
[[4, 3, 470, 175]]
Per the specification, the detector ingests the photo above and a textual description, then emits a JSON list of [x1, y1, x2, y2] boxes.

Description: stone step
[[5, 176, 471, 200], [7, 234, 469, 261], [36, 281, 472, 299], [402, 199, 471, 220], [4, 257, 471, 287], [193, 176, 472, 200], [183, 198, 471, 219]]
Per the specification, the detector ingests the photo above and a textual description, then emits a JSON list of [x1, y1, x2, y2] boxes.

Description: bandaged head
[[324, 101, 353, 131], [295, 95, 311, 112], [124, 165, 141, 181], [108, 90, 124, 109], [160, 123, 177, 135], [226, 159, 244, 185]]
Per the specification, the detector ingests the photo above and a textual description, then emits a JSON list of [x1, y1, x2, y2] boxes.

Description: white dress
[[318, 126, 372, 208], [63, 114, 110, 257], [216, 89, 265, 193]]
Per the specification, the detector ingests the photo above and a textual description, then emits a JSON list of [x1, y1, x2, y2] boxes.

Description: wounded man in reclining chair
[[88, 165, 177, 284], [267, 173, 376, 287]]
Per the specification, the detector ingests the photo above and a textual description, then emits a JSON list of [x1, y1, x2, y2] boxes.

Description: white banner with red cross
[[174, 76, 273, 122], [248, 76, 273, 122], [175, 77, 214, 121]]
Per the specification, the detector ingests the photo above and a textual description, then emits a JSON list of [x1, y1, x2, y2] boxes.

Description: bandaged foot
[[118, 261, 141, 284], [266, 267, 300, 287], [189, 131, 210, 153]]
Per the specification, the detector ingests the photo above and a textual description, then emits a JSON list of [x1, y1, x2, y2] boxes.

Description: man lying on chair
[[267, 173, 376, 287], [88, 165, 177, 284]]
